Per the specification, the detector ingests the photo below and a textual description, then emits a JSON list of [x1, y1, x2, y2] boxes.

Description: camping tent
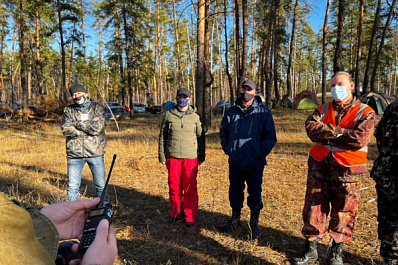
[[359, 92, 397, 115], [292, 90, 320, 110], [297, 97, 318, 110]]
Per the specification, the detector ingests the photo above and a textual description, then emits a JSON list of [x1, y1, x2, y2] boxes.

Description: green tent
[[297, 97, 318, 110], [359, 92, 398, 115]]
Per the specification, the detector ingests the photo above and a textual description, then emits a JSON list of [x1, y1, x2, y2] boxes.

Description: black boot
[[329, 240, 344, 265], [250, 210, 261, 240], [219, 209, 241, 232], [292, 239, 319, 265]]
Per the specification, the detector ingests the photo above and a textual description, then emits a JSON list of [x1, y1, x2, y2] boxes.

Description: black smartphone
[[78, 154, 117, 254]]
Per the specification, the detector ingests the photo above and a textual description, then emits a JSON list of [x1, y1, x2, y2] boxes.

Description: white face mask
[[331, 85, 348, 101]]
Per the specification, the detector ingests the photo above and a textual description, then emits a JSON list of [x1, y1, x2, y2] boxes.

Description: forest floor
[[0, 109, 383, 265]]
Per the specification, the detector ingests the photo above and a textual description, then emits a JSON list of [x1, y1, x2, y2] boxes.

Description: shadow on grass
[[0, 162, 382, 265]]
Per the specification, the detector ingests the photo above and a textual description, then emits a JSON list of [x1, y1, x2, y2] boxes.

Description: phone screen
[[89, 208, 105, 217]]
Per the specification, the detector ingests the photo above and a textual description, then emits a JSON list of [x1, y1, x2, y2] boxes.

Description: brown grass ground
[[0, 109, 382, 265]]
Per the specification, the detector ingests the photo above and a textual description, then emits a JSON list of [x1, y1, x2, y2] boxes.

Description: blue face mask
[[177, 97, 189, 108], [331, 86, 348, 101]]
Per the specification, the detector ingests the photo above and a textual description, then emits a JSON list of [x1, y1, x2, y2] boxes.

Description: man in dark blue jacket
[[219, 79, 277, 240]]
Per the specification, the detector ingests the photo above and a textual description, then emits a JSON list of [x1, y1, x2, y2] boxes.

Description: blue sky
[[308, 0, 328, 33]]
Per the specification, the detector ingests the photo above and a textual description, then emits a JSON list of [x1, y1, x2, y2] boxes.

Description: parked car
[[150, 105, 162, 114], [213, 100, 231, 115], [107, 102, 125, 112], [105, 107, 122, 121], [133, 103, 146, 113]]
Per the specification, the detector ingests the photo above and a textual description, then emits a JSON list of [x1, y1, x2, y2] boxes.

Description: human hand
[[70, 219, 117, 265], [92, 116, 100, 121], [161, 162, 166, 165], [323, 123, 335, 138], [40, 198, 100, 240]]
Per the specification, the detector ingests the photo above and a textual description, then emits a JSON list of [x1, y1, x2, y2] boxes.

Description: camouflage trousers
[[371, 156, 398, 260], [301, 155, 363, 243]]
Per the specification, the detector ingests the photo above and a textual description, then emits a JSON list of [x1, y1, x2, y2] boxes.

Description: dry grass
[[0, 110, 382, 265]]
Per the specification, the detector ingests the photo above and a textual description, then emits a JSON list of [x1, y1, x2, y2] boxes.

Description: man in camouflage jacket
[[61, 84, 107, 201], [293, 72, 375, 265], [371, 99, 398, 265]]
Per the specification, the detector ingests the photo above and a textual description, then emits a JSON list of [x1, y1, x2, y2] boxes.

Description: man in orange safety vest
[[292, 71, 375, 265]]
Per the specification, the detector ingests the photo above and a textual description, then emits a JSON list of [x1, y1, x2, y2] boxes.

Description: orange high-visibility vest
[[309, 102, 374, 167]]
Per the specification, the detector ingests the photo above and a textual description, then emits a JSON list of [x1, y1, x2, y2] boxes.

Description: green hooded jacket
[[0, 193, 59, 264], [158, 106, 205, 163]]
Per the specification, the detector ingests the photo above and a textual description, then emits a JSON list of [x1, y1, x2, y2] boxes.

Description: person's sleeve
[[74, 105, 106, 136], [10, 199, 60, 262], [158, 113, 168, 163], [305, 108, 339, 143], [197, 114, 206, 162], [329, 109, 375, 150], [260, 110, 277, 157], [219, 111, 229, 155], [61, 108, 84, 138]]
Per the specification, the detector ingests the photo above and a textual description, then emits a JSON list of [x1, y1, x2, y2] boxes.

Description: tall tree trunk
[[122, 4, 133, 118], [204, 0, 212, 126], [196, 0, 205, 117], [183, 0, 195, 99], [115, 7, 124, 105], [19, 0, 27, 106], [11, 21, 17, 104], [287, 0, 298, 99], [273, 0, 280, 106], [354, 0, 364, 98], [234, 0, 240, 91], [322, 0, 331, 104], [264, 0, 274, 108], [224, 0, 233, 104], [0, 14, 6, 102], [240, 0, 248, 86], [81, 0, 87, 88], [35, 13, 44, 95], [363, 0, 381, 94], [370, 0, 397, 92], [57, 0, 67, 103], [333, 0, 345, 73], [172, 0, 181, 88]]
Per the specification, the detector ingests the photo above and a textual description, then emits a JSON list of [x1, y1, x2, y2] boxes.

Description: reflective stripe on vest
[[309, 102, 372, 167]]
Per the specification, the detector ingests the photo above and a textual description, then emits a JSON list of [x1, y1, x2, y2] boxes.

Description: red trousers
[[166, 158, 198, 223]]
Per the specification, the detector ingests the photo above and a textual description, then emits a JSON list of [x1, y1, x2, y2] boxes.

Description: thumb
[[93, 219, 110, 242]]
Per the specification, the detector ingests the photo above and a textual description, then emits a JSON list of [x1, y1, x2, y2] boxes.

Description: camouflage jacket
[[370, 100, 398, 183], [61, 99, 107, 159], [374, 99, 398, 157]]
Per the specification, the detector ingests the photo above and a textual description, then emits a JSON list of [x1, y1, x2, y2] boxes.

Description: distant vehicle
[[133, 103, 146, 113], [12, 103, 23, 111], [105, 107, 122, 121], [107, 102, 125, 113], [150, 105, 162, 114], [213, 100, 231, 115]]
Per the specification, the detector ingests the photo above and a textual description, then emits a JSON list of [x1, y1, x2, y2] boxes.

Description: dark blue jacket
[[220, 96, 277, 169]]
